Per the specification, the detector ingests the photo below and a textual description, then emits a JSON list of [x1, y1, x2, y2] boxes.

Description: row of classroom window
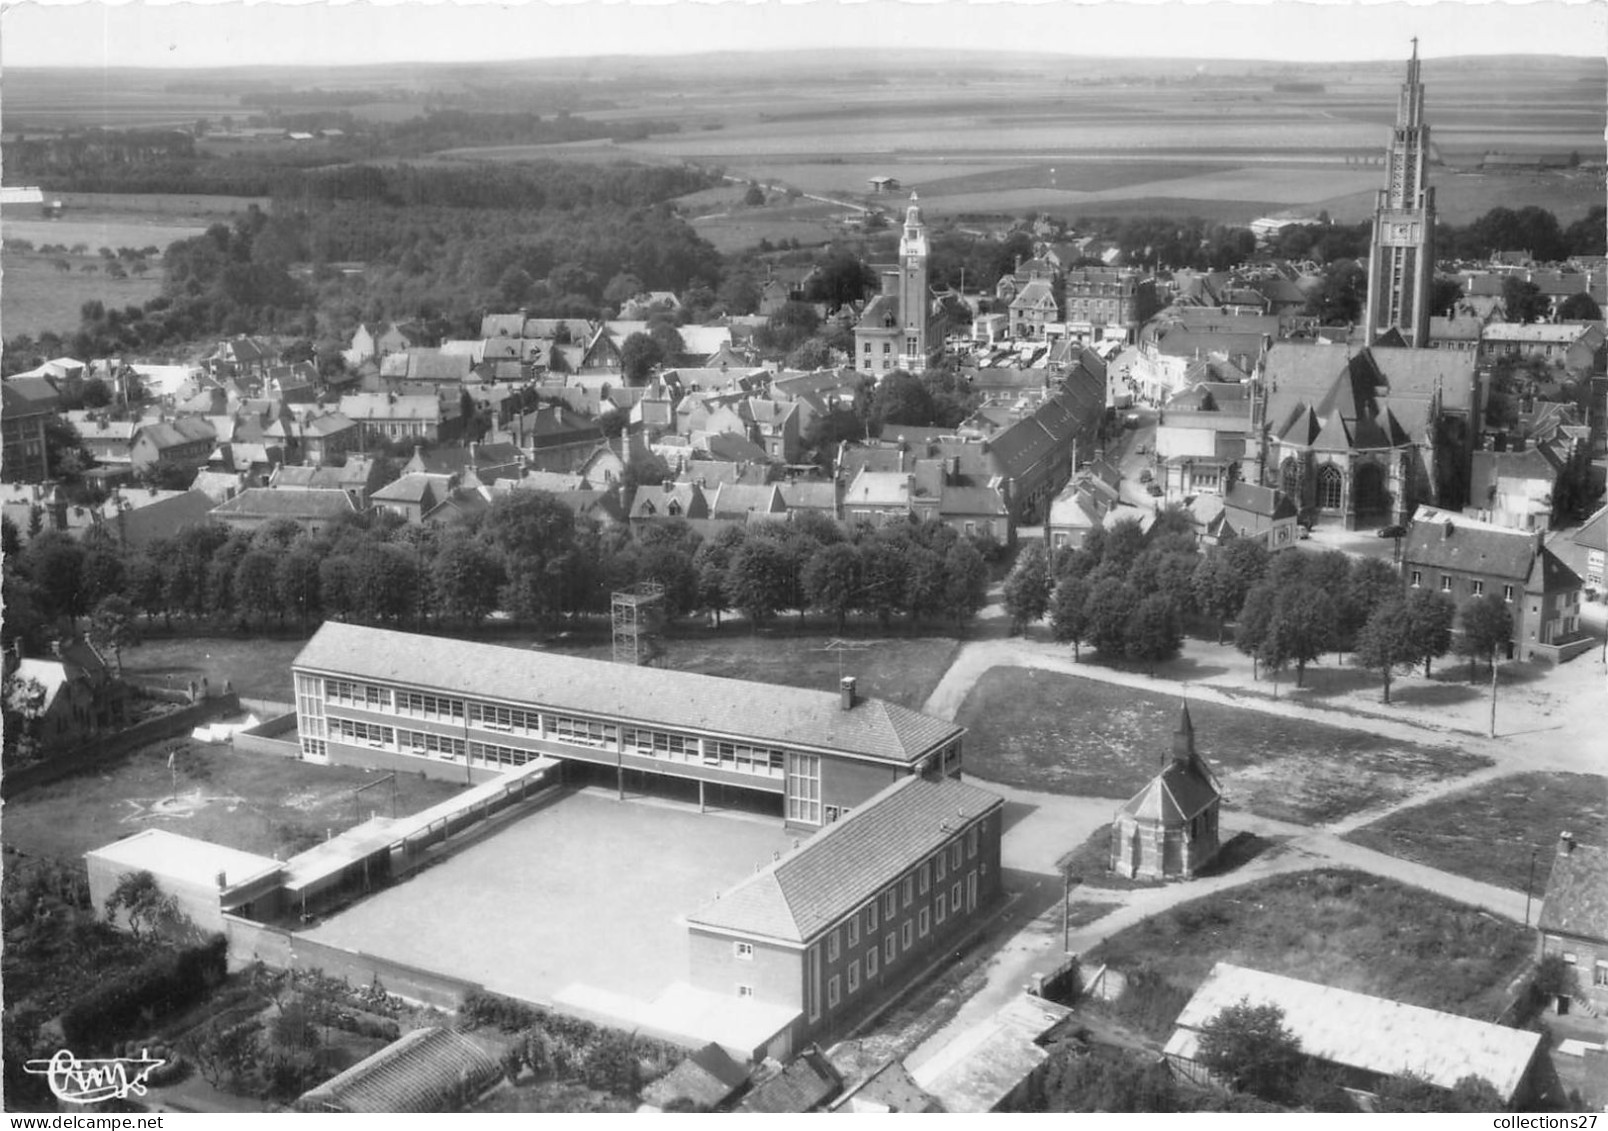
[[313, 677, 791, 778]]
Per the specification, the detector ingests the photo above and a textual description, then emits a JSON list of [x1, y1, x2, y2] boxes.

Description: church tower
[[897, 193, 931, 372], [1363, 39, 1436, 348]]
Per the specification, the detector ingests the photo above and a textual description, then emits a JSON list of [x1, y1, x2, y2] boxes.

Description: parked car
[[1376, 524, 1407, 539]]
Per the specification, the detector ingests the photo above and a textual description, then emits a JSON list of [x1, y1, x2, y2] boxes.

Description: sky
[[2, 0, 1605, 69]]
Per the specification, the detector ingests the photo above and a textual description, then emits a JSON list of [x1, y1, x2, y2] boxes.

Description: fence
[[3, 693, 242, 798], [232, 712, 300, 759]]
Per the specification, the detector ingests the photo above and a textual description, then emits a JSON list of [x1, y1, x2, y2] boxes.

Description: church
[[854, 194, 940, 377], [1108, 704, 1223, 882], [1362, 39, 1436, 348]]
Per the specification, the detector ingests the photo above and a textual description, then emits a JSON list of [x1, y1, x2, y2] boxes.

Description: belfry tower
[[897, 193, 931, 372], [1363, 39, 1436, 347]]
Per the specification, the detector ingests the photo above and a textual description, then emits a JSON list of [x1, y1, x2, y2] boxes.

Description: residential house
[[1165, 963, 1545, 1107], [1467, 435, 1584, 533], [207, 441, 284, 484], [65, 412, 139, 470], [130, 417, 218, 473], [267, 409, 360, 467], [190, 468, 247, 505], [1480, 322, 1606, 375], [272, 458, 385, 509], [905, 993, 1074, 1113], [738, 1048, 844, 1113], [339, 394, 443, 444], [2, 381, 56, 483], [750, 400, 803, 465], [201, 336, 279, 383], [1008, 281, 1059, 340], [641, 1043, 750, 1112], [348, 321, 431, 366], [1134, 310, 1275, 402], [265, 363, 319, 404], [1062, 268, 1149, 344], [209, 487, 360, 536], [706, 482, 787, 525], [777, 479, 839, 522], [1428, 315, 1486, 354], [81, 487, 217, 550], [369, 473, 451, 526], [1568, 504, 1607, 595], [1109, 703, 1222, 880], [1157, 381, 1251, 500], [6, 641, 127, 754], [512, 404, 605, 473], [1206, 482, 1299, 551], [1401, 506, 1588, 662], [1045, 477, 1122, 551], [1537, 832, 1608, 1014], [403, 441, 525, 485], [630, 481, 710, 529], [685, 774, 1002, 1055]]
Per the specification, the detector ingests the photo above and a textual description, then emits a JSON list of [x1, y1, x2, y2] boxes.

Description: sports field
[[298, 790, 795, 1004]]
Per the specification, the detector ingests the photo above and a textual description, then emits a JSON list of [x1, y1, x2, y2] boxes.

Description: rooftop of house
[[210, 487, 359, 521], [1482, 322, 1599, 345], [687, 775, 1000, 946], [641, 1043, 750, 1111], [1167, 962, 1543, 1102], [1402, 506, 1540, 581], [1222, 481, 1298, 522], [1538, 835, 1608, 942], [339, 394, 442, 422], [738, 1047, 844, 1114], [293, 623, 963, 769], [1572, 504, 1608, 553]]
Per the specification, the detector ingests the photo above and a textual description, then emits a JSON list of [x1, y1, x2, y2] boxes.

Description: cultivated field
[[954, 666, 1490, 823], [1, 253, 165, 340], [300, 791, 794, 1004], [1084, 869, 1532, 1039], [1344, 772, 1608, 893]]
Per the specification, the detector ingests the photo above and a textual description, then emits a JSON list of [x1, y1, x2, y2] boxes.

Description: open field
[[954, 666, 1490, 824], [1084, 869, 1533, 1039], [0, 252, 166, 340], [301, 790, 794, 1004], [119, 623, 962, 713], [2, 736, 465, 865], [1345, 772, 1608, 893]]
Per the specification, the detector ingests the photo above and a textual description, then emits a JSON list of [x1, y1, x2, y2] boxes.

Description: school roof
[[87, 829, 281, 893], [1538, 838, 1608, 942], [687, 775, 1001, 946], [1167, 962, 1543, 1102], [293, 622, 963, 768]]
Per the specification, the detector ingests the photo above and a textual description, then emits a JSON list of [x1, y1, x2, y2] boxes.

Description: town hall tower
[[1363, 39, 1436, 347], [897, 193, 931, 371]]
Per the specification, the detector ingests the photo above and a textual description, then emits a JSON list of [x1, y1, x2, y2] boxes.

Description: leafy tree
[[726, 537, 793, 629], [103, 871, 193, 944], [1306, 259, 1367, 324], [1050, 574, 1093, 660], [857, 537, 908, 628], [805, 248, 877, 309], [1101, 517, 1149, 575], [1375, 1070, 1503, 1113], [275, 548, 322, 629], [80, 545, 128, 609], [87, 595, 139, 676], [1124, 594, 1182, 675], [233, 550, 282, 628], [1001, 542, 1053, 634], [1402, 588, 1455, 677], [742, 183, 766, 206], [1557, 292, 1601, 322], [1457, 592, 1513, 678], [1355, 597, 1415, 704], [943, 538, 990, 630], [1196, 999, 1304, 1104], [1265, 583, 1336, 688], [870, 370, 936, 432], [433, 539, 506, 627], [1234, 582, 1278, 680], [692, 526, 745, 627], [904, 544, 948, 626], [20, 532, 88, 629], [1342, 557, 1401, 651], [618, 331, 663, 384], [1084, 577, 1139, 658], [1501, 276, 1547, 325]]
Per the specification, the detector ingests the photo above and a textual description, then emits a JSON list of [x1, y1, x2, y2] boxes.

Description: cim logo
[[22, 1049, 166, 1105]]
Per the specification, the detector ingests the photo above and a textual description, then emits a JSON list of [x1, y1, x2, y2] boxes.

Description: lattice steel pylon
[[612, 581, 666, 667]]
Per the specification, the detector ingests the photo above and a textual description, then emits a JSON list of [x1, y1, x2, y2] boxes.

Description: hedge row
[[61, 935, 228, 1050]]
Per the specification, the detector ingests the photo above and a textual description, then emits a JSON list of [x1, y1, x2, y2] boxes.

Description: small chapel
[[1108, 703, 1223, 881]]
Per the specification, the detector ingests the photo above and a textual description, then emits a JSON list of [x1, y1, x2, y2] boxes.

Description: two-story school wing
[[291, 623, 966, 830], [684, 774, 1004, 1053]]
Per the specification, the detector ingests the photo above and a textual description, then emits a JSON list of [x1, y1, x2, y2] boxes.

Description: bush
[[61, 935, 228, 1050]]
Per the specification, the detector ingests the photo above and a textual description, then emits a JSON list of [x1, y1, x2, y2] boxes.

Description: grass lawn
[[120, 621, 960, 712], [2, 737, 465, 865], [1084, 869, 1533, 1040], [0, 252, 165, 339], [1344, 772, 1608, 892], [955, 666, 1489, 824]]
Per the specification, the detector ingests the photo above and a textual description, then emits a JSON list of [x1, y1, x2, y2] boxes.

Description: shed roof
[[1169, 962, 1543, 1101], [297, 1027, 503, 1113], [87, 829, 281, 893]]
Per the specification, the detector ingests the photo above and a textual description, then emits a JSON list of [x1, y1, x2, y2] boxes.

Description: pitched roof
[[1118, 703, 1221, 823], [297, 1027, 502, 1114], [293, 623, 963, 768], [1538, 838, 1608, 942], [1571, 504, 1608, 553], [1402, 507, 1538, 582], [641, 1043, 749, 1110], [1168, 963, 1542, 1102], [1222, 481, 1297, 523], [210, 487, 358, 521], [739, 1048, 843, 1114], [687, 775, 1000, 945]]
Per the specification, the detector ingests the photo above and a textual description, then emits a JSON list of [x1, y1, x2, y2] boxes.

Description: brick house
[[1401, 506, 1587, 662], [1205, 482, 1299, 552], [130, 418, 218, 472], [1538, 832, 1608, 1014], [2, 380, 55, 483], [1008, 280, 1059, 340], [685, 774, 1004, 1056]]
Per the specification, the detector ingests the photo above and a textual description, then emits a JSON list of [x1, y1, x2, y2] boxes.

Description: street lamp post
[[1524, 847, 1539, 928]]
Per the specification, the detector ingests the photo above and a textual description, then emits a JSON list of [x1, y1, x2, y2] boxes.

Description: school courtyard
[[298, 788, 797, 1006]]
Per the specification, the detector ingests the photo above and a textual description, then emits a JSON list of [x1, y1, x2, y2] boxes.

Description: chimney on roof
[[840, 676, 857, 711], [1560, 831, 1575, 854], [1442, 519, 1454, 540], [217, 870, 228, 891]]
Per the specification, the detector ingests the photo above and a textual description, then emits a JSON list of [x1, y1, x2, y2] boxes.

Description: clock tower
[[897, 193, 931, 372], [1363, 39, 1436, 348]]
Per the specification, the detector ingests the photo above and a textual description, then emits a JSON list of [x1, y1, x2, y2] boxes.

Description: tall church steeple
[[1363, 40, 1436, 347], [897, 193, 930, 372]]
